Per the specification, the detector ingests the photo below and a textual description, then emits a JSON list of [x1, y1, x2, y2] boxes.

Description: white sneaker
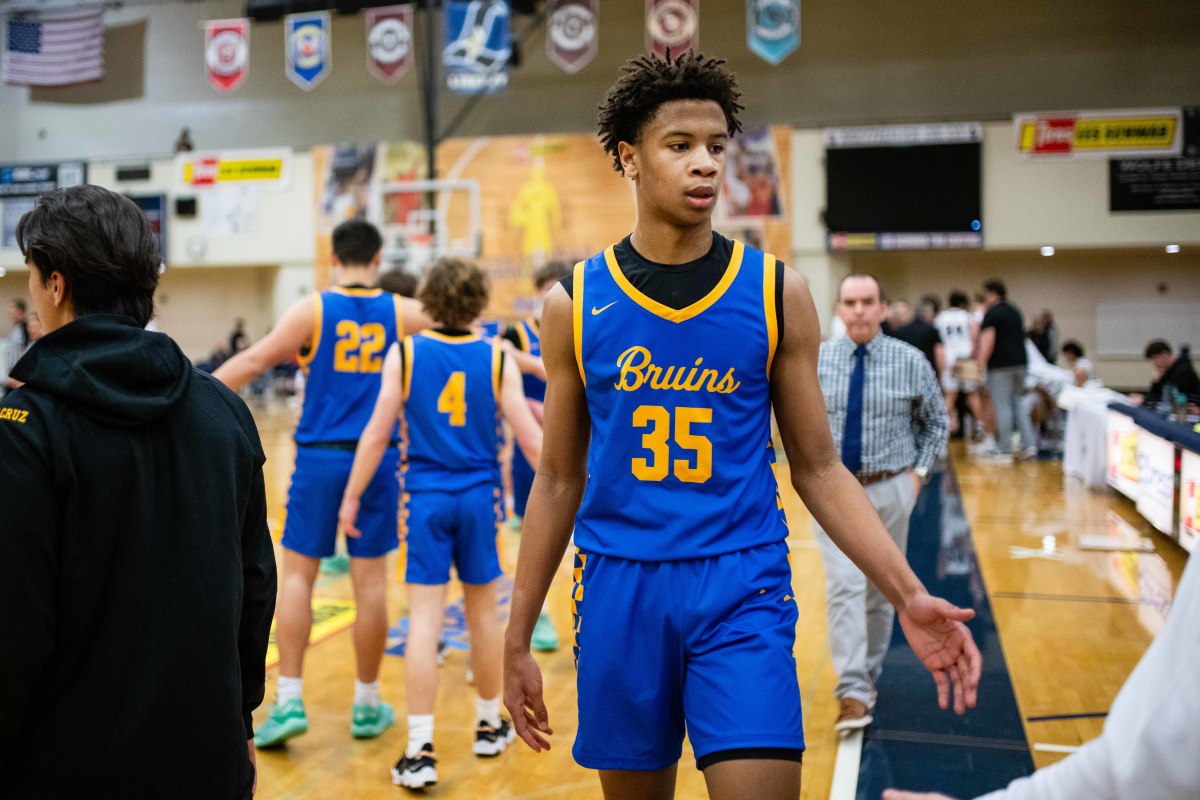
[[986, 451, 1014, 464], [392, 744, 437, 789], [1020, 446, 1039, 461], [968, 438, 996, 455], [473, 718, 516, 757]]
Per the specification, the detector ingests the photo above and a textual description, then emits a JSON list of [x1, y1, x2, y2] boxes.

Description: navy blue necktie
[[842, 344, 866, 475]]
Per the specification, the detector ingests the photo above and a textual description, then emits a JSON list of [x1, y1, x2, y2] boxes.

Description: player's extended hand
[[898, 593, 981, 715], [882, 791, 957, 800], [337, 495, 362, 538], [504, 646, 553, 752]]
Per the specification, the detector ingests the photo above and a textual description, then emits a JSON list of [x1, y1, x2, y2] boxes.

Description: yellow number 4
[[438, 371, 468, 427], [631, 405, 712, 484]]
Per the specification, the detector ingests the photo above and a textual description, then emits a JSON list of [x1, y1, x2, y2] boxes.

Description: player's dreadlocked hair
[[597, 51, 744, 175]]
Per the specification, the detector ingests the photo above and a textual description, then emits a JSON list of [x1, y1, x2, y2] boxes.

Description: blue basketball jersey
[[294, 287, 402, 444], [514, 317, 546, 402], [403, 331, 502, 492], [573, 240, 787, 561]]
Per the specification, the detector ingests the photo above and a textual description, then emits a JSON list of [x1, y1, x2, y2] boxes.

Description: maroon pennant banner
[[645, 0, 698, 60], [366, 4, 414, 84], [204, 18, 249, 94], [546, 0, 598, 74]]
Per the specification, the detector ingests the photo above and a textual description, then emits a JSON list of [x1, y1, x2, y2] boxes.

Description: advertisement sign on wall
[[1014, 108, 1183, 159]]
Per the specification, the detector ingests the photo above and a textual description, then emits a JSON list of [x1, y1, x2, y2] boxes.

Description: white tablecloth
[[1061, 386, 1127, 488]]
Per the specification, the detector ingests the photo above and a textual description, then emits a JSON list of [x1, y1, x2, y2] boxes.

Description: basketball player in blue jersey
[[500, 260, 573, 652], [338, 257, 543, 790], [215, 220, 432, 749], [503, 52, 984, 800]]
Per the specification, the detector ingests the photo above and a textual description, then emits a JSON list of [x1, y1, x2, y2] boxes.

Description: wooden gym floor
[[249, 402, 1188, 799]]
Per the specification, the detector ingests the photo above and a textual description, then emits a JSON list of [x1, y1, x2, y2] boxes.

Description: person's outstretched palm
[[898, 593, 981, 714]]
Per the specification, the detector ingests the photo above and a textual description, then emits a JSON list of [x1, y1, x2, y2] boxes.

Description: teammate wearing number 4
[[504, 52, 983, 800], [340, 257, 543, 789], [215, 220, 431, 748]]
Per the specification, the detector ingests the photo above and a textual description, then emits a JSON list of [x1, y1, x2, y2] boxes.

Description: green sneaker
[[531, 611, 559, 652], [254, 699, 308, 748], [351, 701, 396, 739], [320, 553, 351, 575]]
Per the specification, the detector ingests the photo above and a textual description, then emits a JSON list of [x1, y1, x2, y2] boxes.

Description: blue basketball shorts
[[571, 540, 805, 771], [404, 482, 504, 586], [282, 446, 400, 559]]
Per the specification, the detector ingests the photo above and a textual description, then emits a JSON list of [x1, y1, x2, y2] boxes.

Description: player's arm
[[0, 405, 59, 758], [771, 269, 980, 714], [498, 353, 543, 469], [396, 295, 435, 336], [504, 285, 589, 752], [976, 326, 995, 374], [338, 343, 404, 537], [500, 339, 548, 382], [213, 297, 315, 391]]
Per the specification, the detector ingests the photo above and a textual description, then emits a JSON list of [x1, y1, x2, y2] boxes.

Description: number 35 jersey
[[294, 287, 402, 445], [573, 240, 789, 561]]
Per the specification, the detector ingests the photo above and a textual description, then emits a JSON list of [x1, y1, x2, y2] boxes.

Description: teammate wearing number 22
[[503, 52, 984, 800], [215, 220, 431, 748]]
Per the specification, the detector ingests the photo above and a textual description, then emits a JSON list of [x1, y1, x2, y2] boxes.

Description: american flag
[[2, 11, 104, 87]]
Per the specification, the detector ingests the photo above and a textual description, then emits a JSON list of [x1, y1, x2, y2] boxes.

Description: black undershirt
[[560, 232, 786, 344], [398, 327, 505, 378]]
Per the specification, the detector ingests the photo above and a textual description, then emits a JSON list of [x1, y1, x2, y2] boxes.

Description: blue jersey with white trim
[[403, 331, 502, 492], [573, 240, 788, 561], [294, 287, 401, 444], [515, 318, 546, 402]]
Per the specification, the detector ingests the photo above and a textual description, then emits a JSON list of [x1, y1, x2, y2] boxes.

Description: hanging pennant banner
[[645, 0, 698, 60], [285, 11, 331, 90], [366, 4, 414, 84], [204, 18, 250, 94], [444, 0, 511, 94], [746, 0, 799, 64], [546, 0, 598, 74]]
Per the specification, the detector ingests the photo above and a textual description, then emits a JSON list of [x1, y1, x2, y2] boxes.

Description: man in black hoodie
[[0, 186, 276, 798]]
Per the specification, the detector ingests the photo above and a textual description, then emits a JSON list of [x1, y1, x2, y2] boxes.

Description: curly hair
[[597, 51, 744, 174], [418, 257, 490, 329]]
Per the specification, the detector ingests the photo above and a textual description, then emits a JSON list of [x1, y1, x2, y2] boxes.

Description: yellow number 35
[[631, 405, 713, 484]]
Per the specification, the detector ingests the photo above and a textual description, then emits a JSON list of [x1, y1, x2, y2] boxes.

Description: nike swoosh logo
[[591, 301, 618, 316]]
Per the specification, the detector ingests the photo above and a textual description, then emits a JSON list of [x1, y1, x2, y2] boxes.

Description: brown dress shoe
[[834, 697, 873, 732]]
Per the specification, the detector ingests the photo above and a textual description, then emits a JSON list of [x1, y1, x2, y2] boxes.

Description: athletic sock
[[277, 675, 303, 705], [407, 714, 434, 757], [476, 695, 501, 728], [354, 679, 381, 708]]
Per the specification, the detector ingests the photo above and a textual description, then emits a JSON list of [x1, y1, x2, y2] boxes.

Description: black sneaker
[[391, 744, 437, 789], [473, 718, 516, 757]]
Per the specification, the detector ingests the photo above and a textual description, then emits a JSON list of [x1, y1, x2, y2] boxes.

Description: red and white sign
[[1180, 449, 1200, 554], [366, 4, 414, 85], [645, 0, 698, 60], [204, 18, 249, 94], [547, 0, 598, 74]]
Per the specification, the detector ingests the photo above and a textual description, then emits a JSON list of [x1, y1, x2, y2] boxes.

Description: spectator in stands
[[1, 299, 29, 398], [884, 298, 912, 337], [229, 317, 249, 355], [1142, 339, 1200, 405], [1059, 341, 1093, 388]]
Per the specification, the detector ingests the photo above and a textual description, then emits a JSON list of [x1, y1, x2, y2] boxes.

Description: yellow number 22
[[333, 321, 386, 373]]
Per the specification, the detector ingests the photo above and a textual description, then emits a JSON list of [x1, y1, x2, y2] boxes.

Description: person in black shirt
[[978, 279, 1035, 460], [1143, 339, 1200, 404], [891, 299, 944, 377], [0, 186, 276, 798]]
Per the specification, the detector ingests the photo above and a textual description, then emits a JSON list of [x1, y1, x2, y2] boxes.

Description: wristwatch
[[913, 465, 930, 484]]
